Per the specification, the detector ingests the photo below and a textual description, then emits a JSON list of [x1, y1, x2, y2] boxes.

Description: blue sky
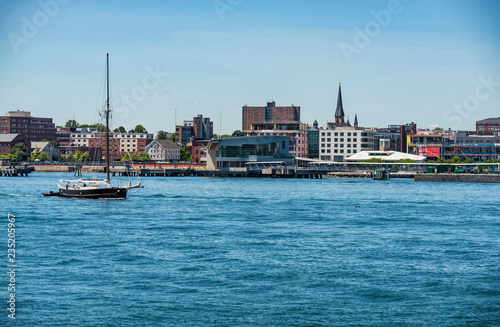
[[1, 0, 499, 134]]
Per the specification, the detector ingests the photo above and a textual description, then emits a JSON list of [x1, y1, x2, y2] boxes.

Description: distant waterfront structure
[[145, 139, 180, 162], [206, 135, 292, 169], [242, 101, 300, 131], [0, 110, 57, 142]]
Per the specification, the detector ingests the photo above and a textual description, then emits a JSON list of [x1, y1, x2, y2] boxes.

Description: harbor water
[[1, 173, 499, 326]]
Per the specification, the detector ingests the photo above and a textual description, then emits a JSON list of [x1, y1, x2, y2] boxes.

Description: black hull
[[57, 187, 128, 199]]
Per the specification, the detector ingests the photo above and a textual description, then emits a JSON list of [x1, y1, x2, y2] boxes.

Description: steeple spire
[[334, 80, 345, 124], [354, 113, 358, 128]]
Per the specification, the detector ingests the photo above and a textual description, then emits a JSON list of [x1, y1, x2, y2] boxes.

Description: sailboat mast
[[106, 53, 110, 183]]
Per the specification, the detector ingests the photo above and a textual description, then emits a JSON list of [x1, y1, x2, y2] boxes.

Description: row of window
[[322, 143, 357, 148], [321, 149, 357, 154]]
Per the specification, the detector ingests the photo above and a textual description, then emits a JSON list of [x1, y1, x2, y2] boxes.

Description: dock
[[110, 166, 324, 178], [0, 167, 31, 176]]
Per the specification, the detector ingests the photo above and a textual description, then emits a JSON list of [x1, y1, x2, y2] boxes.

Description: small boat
[[43, 54, 143, 199]]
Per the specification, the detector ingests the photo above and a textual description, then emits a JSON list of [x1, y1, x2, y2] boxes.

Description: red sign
[[418, 146, 441, 158]]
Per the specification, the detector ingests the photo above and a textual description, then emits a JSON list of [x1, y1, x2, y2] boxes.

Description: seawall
[[415, 173, 500, 183]]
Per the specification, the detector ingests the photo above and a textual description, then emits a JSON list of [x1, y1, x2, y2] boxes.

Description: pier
[[0, 167, 31, 177]]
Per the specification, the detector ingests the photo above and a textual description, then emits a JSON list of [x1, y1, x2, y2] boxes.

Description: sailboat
[[43, 53, 143, 198]]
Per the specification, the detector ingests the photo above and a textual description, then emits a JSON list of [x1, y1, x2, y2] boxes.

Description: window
[[347, 138, 351, 142], [334, 138, 338, 142], [340, 138, 344, 142], [334, 132, 338, 136], [348, 132, 351, 136], [340, 150, 344, 153], [340, 132, 344, 136], [327, 149, 331, 153], [353, 133, 357, 136], [327, 138, 331, 142]]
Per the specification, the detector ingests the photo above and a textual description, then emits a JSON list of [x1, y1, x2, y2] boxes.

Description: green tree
[[114, 126, 127, 133], [231, 130, 245, 137], [134, 125, 147, 133], [156, 130, 167, 140], [168, 133, 176, 141], [9, 142, 28, 161], [65, 119, 79, 128], [180, 145, 192, 162], [78, 151, 91, 162], [463, 158, 473, 163], [31, 147, 50, 161], [434, 127, 444, 131]]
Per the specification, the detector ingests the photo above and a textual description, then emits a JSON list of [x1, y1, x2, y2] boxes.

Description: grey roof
[[477, 117, 500, 124], [31, 141, 50, 150], [0, 133, 20, 143], [334, 83, 345, 119], [155, 139, 180, 150]]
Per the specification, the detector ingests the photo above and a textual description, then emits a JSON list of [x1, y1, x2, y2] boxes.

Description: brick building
[[0, 133, 30, 157], [0, 110, 57, 142], [476, 117, 500, 135], [242, 101, 300, 131]]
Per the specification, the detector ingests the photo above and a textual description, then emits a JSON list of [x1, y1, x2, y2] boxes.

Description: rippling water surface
[[1, 173, 499, 326]]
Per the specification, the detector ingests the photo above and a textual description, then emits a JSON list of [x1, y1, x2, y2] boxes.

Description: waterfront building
[[175, 115, 213, 145], [31, 141, 59, 160], [345, 150, 426, 162], [70, 131, 153, 161], [242, 101, 300, 131], [442, 131, 500, 161], [145, 139, 180, 162], [191, 139, 210, 164], [245, 122, 309, 157], [308, 120, 320, 159], [206, 135, 292, 169], [0, 110, 57, 142], [319, 127, 375, 162], [476, 117, 500, 135], [0, 133, 30, 157], [407, 134, 450, 158]]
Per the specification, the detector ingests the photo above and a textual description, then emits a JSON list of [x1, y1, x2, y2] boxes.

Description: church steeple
[[354, 113, 358, 128], [334, 79, 345, 124]]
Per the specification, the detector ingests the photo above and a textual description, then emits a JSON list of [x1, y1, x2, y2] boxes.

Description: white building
[[346, 150, 426, 162], [319, 126, 374, 162], [145, 139, 180, 162]]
